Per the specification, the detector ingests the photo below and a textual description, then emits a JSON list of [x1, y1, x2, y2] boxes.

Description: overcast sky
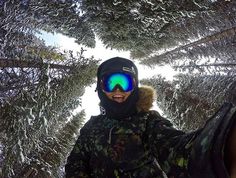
[[38, 31, 176, 121]]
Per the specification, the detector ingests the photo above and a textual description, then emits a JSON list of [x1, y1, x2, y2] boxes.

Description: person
[[65, 57, 236, 178]]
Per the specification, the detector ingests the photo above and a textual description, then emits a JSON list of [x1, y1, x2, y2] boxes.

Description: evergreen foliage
[[77, 0, 236, 64], [1, 0, 236, 177], [0, 1, 100, 177], [17, 111, 85, 178], [79, 0, 211, 53], [142, 74, 236, 131], [0, 0, 95, 51], [0, 50, 98, 177]]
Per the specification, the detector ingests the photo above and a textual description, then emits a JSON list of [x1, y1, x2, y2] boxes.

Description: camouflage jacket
[[65, 86, 236, 178]]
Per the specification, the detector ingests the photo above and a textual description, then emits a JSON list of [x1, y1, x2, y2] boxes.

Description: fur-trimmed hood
[[98, 85, 156, 115], [136, 85, 156, 113]]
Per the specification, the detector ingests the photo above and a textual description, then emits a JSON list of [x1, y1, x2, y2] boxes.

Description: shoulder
[[145, 110, 174, 128]]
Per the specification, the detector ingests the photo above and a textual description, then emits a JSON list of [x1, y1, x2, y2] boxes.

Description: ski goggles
[[101, 72, 136, 92]]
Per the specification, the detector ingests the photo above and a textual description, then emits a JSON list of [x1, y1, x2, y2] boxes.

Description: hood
[[136, 85, 156, 113], [97, 57, 139, 119]]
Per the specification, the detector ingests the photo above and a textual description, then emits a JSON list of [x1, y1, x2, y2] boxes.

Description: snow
[[113, 0, 122, 6]]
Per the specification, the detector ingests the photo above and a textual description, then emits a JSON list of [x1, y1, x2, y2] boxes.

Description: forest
[[0, 0, 235, 177]]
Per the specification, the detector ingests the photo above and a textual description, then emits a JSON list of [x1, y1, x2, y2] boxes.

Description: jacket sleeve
[[147, 103, 236, 178], [146, 110, 199, 178], [65, 127, 91, 178]]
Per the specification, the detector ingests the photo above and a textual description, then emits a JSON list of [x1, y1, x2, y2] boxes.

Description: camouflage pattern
[[65, 103, 236, 178], [189, 102, 236, 178], [66, 110, 194, 178]]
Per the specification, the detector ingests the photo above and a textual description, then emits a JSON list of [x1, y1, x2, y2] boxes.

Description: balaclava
[[97, 57, 139, 119]]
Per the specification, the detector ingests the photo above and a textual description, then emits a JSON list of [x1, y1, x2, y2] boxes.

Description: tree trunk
[[174, 63, 236, 68], [152, 26, 236, 61], [0, 58, 72, 70]]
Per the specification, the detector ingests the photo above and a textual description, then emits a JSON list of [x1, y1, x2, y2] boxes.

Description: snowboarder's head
[[96, 57, 139, 119]]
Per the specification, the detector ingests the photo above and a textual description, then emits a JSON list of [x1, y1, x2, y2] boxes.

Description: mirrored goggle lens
[[102, 73, 135, 92]]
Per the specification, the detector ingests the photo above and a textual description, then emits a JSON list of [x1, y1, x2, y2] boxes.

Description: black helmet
[[96, 57, 139, 119], [97, 57, 138, 83]]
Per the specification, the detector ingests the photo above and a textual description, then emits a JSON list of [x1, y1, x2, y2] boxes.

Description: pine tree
[[75, 0, 236, 76], [0, 50, 98, 177], [17, 111, 86, 178], [0, 0, 95, 51], [142, 73, 236, 131], [141, 26, 236, 68], [79, 0, 214, 53]]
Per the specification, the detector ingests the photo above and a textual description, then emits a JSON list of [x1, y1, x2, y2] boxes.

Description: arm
[[65, 130, 91, 178], [147, 103, 236, 178], [146, 110, 200, 177]]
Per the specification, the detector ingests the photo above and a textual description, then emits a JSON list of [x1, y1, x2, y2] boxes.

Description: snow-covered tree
[[142, 73, 236, 131], [79, 0, 214, 53], [0, 50, 98, 177], [1, 0, 236, 177], [17, 111, 86, 178], [0, 0, 95, 54]]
